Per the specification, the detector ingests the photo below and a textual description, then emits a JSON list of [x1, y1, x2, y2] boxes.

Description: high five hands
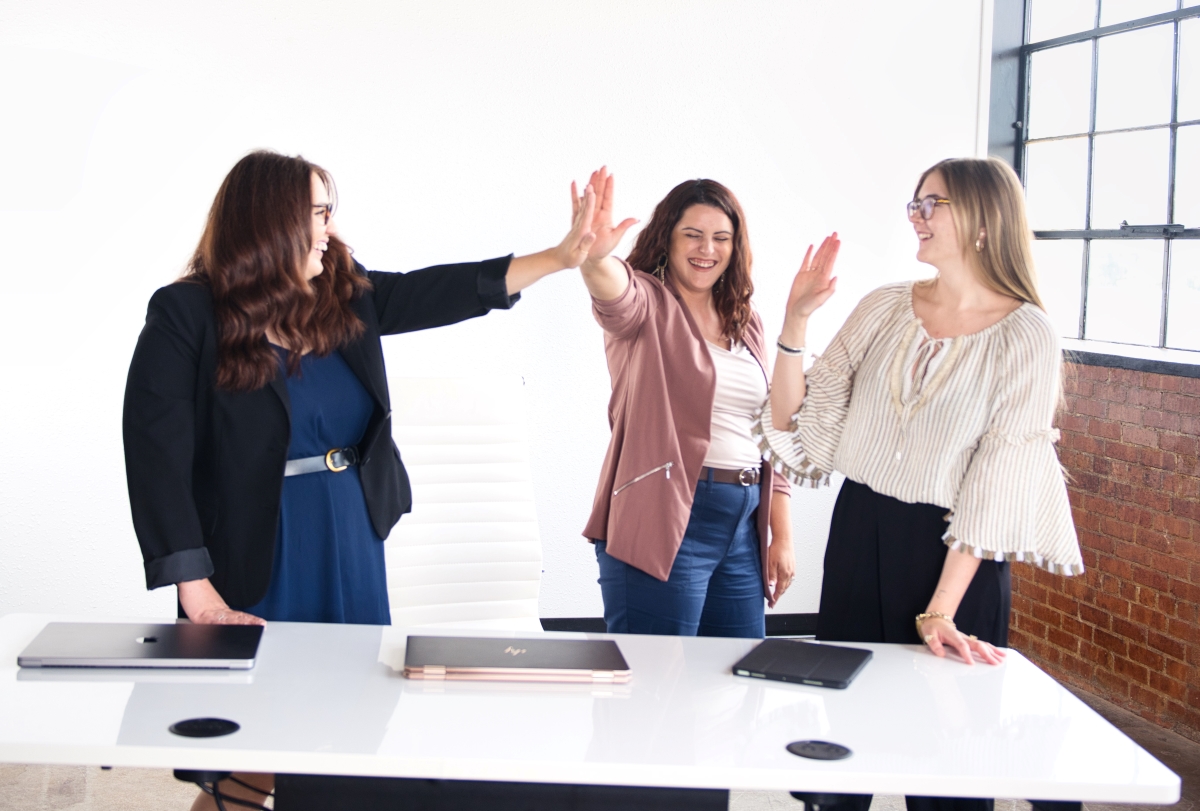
[[550, 166, 641, 273], [575, 167, 639, 267]]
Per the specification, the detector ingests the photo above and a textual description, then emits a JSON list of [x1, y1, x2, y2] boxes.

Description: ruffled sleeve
[[753, 285, 907, 488], [944, 311, 1084, 575]]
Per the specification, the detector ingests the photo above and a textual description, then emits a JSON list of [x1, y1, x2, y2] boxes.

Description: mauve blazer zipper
[[612, 462, 673, 496]]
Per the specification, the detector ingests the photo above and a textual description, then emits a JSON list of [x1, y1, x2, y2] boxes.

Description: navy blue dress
[[245, 349, 391, 625]]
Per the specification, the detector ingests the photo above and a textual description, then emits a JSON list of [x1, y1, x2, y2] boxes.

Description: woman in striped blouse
[[759, 157, 1083, 683]]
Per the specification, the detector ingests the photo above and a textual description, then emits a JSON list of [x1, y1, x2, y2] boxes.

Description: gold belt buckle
[[324, 449, 349, 472]]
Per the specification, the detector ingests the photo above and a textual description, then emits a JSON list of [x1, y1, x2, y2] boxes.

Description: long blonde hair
[[916, 157, 1044, 310]]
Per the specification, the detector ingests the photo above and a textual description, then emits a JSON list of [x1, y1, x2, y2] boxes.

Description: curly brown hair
[[186, 151, 371, 392], [626, 179, 754, 344]]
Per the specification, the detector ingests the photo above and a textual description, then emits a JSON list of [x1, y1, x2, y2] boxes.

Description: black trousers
[[811, 481, 1077, 811], [817, 478, 1011, 647]]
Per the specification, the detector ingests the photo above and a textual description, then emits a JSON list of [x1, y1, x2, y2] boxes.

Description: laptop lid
[[404, 636, 631, 684], [17, 623, 263, 670], [732, 639, 872, 689]]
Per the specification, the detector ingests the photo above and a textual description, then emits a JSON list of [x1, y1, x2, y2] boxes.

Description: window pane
[[1180, 18, 1200, 123], [1099, 0, 1175, 26], [1095, 24, 1175, 131], [1031, 0, 1097, 41], [1085, 240, 1163, 345], [1029, 43, 1093, 138], [1091, 128, 1170, 227], [1025, 137, 1090, 229], [1166, 240, 1200, 350], [1175, 125, 1200, 227], [1031, 239, 1084, 338]]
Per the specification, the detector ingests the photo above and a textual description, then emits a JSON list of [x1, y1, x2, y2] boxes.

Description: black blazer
[[123, 256, 516, 608]]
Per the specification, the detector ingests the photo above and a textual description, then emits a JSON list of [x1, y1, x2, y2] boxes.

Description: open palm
[[574, 166, 638, 262], [786, 234, 841, 322]]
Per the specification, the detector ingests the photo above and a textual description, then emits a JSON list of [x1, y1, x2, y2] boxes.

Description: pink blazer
[[581, 263, 791, 591]]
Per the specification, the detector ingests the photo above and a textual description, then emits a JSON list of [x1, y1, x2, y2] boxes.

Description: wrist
[[780, 318, 808, 346], [915, 611, 955, 637]]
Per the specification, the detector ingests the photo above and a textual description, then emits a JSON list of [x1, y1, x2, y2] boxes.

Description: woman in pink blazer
[[575, 168, 827, 637]]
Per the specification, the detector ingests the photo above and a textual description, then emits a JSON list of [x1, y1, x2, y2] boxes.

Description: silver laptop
[[17, 622, 263, 670]]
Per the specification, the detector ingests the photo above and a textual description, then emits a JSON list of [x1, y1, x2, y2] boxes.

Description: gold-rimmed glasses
[[906, 196, 950, 221]]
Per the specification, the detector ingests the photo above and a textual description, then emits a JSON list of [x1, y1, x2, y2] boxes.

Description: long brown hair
[[187, 151, 370, 391], [626, 179, 754, 344], [916, 157, 1044, 309]]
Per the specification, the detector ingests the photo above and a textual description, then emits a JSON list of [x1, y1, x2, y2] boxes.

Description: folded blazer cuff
[[478, 254, 520, 310], [145, 547, 215, 590]]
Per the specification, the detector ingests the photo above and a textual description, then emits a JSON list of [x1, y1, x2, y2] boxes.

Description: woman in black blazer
[[124, 150, 599, 630]]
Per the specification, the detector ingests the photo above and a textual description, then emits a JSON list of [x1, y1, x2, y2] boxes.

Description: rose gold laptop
[[403, 636, 631, 684]]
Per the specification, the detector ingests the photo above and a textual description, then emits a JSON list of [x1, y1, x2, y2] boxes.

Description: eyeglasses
[[313, 203, 333, 225], [906, 196, 950, 221]]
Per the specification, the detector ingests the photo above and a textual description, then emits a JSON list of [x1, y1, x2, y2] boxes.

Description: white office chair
[[384, 377, 544, 632]]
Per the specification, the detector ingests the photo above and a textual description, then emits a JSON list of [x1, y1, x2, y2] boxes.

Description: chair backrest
[[385, 377, 543, 631]]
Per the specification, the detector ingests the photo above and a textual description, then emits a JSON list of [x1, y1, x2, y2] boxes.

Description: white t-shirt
[[703, 340, 768, 469]]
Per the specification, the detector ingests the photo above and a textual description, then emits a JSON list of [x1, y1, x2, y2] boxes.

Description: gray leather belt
[[284, 446, 360, 477], [700, 466, 761, 486]]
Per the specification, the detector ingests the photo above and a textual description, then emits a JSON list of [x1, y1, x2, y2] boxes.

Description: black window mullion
[[1081, 2, 1101, 341], [1162, 14, 1183, 348]]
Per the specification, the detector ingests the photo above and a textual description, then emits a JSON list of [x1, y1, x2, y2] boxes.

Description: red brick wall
[[1009, 361, 1200, 744]]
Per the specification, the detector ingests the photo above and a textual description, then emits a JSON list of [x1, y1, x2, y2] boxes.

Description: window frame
[[989, 0, 1200, 363]]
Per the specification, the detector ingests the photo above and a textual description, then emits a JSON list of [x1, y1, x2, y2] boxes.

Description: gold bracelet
[[915, 611, 956, 639]]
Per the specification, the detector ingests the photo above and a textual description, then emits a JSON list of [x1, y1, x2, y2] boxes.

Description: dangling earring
[[654, 255, 668, 282], [975, 232, 985, 253], [714, 273, 725, 293]]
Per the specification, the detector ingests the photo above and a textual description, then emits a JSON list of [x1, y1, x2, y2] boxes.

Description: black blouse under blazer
[[123, 256, 516, 609]]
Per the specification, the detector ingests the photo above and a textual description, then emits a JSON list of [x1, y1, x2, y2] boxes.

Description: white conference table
[[0, 614, 1181, 804]]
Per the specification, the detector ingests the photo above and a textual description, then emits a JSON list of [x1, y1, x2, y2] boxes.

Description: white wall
[[0, 0, 992, 620]]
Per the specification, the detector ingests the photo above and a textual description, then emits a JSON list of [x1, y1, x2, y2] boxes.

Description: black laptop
[[732, 639, 872, 689], [17, 622, 263, 670]]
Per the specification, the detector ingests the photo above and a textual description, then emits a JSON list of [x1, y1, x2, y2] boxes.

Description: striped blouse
[[755, 281, 1084, 575]]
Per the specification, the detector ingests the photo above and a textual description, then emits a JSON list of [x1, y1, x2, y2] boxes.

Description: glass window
[[1032, 239, 1085, 338], [1166, 240, 1200, 349], [1090, 128, 1170, 227], [1095, 24, 1175, 131], [1018, 3, 1200, 353], [1175, 125, 1200, 226], [1180, 17, 1200, 123], [1025, 137, 1090, 229], [1099, 0, 1176, 27], [1085, 240, 1164, 344], [1029, 43, 1093, 138], [1030, 0, 1097, 42]]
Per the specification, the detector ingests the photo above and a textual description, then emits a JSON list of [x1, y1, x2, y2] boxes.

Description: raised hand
[[578, 166, 639, 266], [785, 233, 841, 324], [554, 182, 597, 270]]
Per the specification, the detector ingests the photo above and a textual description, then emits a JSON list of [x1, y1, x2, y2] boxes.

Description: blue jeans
[[594, 473, 764, 638]]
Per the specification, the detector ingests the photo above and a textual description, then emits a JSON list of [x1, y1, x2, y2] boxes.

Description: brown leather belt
[[699, 466, 761, 486]]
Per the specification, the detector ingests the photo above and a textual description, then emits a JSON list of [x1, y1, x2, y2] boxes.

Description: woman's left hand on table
[[920, 616, 1006, 665]]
